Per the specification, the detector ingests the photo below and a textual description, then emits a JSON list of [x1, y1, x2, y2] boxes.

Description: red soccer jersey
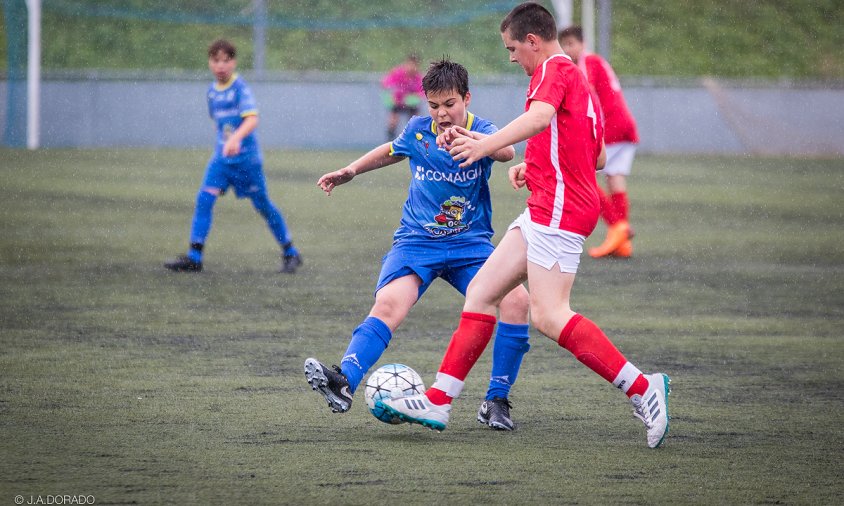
[[580, 53, 638, 145], [523, 54, 603, 237]]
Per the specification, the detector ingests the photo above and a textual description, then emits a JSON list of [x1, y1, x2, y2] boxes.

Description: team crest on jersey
[[424, 196, 469, 237], [415, 131, 430, 156]]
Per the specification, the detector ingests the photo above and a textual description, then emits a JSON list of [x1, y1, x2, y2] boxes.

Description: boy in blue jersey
[[165, 39, 301, 273], [305, 59, 531, 431]]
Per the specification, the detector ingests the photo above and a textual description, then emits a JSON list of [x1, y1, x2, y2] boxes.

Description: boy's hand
[[437, 126, 475, 148], [508, 162, 527, 190], [317, 167, 355, 196], [449, 136, 491, 168], [223, 137, 242, 157]]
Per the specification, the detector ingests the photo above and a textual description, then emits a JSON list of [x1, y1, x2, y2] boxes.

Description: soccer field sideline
[[0, 149, 842, 504]]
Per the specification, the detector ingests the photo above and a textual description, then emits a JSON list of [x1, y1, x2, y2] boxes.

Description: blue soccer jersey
[[206, 74, 260, 164], [389, 113, 498, 243]]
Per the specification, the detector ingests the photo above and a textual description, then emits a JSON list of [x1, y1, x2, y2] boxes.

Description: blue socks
[[340, 316, 393, 393], [336, 318, 527, 398], [188, 191, 217, 262], [249, 192, 294, 253], [486, 322, 531, 400]]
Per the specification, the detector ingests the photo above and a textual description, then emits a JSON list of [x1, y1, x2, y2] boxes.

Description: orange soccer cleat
[[588, 221, 631, 258], [611, 239, 633, 258]]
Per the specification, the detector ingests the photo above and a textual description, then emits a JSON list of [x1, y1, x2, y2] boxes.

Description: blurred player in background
[[379, 3, 670, 449], [165, 39, 301, 274], [560, 26, 639, 258], [381, 54, 426, 141], [305, 59, 531, 431]]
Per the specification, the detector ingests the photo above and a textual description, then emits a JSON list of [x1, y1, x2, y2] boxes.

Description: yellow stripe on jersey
[[241, 110, 258, 118], [389, 142, 396, 156], [214, 73, 239, 91], [429, 119, 437, 135]]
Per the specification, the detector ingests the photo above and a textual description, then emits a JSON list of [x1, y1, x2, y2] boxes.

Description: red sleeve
[[590, 88, 605, 159], [527, 58, 567, 110], [584, 56, 608, 94]]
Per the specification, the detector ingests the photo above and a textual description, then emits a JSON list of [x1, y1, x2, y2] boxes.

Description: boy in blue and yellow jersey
[[165, 39, 301, 273], [305, 59, 531, 431]]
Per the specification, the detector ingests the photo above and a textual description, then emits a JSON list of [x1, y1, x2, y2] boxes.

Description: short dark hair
[[208, 39, 236, 58], [422, 58, 469, 98], [500, 2, 558, 42], [558, 25, 584, 43]]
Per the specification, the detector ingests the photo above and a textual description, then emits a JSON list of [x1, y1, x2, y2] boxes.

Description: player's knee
[[465, 278, 492, 304], [499, 286, 530, 320], [369, 297, 408, 328], [200, 187, 222, 197], [196, 189, 218, 208]]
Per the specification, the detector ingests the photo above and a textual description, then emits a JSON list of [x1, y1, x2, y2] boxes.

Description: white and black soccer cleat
[[630, 373, 671, 448], [304, 358, 353, 413], [477, 397, 515, 431], [376, 393, 451, 431]]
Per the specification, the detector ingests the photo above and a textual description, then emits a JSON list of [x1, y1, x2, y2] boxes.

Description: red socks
[[426, 312, 649, 404], [426, 312, 496, 405], [598, 187, 629, 225], [611, 191, 629, 223], [558, 314, 648, 398]]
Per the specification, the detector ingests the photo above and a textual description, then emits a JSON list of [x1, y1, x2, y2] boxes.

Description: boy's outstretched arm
[[449, 101, 557, 167], [317, 142, 404, 195]]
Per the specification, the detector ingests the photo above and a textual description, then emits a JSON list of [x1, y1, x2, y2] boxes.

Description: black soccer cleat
[[164, 255, 203, 272], [280, 253, 302, 274], [304, 358, 353, 413], [477, 397, 515, 431]]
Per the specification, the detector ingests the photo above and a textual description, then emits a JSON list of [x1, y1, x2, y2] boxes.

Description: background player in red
[[379, 2, 670, 449], [560, 26, 639, 258]]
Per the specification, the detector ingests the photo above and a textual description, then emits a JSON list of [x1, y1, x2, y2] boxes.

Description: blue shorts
[[201, 155, 266, 199], [375, 238, 495, 299]]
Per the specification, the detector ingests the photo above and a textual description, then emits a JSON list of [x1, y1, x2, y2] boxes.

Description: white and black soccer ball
[[364, 363, 425, 424]]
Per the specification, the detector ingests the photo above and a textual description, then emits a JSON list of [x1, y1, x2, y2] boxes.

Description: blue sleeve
[[474, 118, 498, 136], [207, 87, 213, 119], [389, 118, 417, 157], [475, 119, 500, 165], [238, 82, 259, 117]]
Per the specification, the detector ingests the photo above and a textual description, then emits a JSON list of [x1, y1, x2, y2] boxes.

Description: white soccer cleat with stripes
[[376, 393, 451, 431], [630, 373, 671, 448]]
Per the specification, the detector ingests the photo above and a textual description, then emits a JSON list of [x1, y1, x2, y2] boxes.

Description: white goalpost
[[25, 0, 41, 150]]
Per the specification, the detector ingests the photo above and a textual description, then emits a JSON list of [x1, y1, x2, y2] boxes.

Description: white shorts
[[600, 142, 637, 176], [508, 209, 586, 273]]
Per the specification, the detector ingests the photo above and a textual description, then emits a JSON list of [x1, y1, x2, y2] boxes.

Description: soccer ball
[[364, 363, 425, 424]]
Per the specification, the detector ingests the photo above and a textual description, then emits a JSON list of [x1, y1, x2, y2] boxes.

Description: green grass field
[[1, 149, 842, 504]]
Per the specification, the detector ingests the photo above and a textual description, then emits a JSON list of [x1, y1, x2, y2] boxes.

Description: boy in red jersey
[[560, 25, 639, 258], [378, 2, 670, 448]]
